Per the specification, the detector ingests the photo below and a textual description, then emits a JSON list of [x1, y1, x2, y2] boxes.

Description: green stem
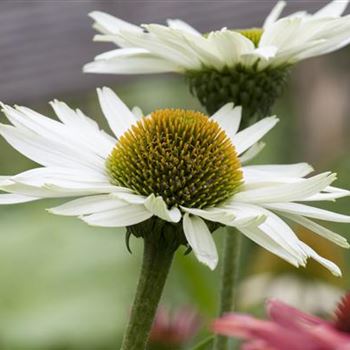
[[120, 232, 177, 350], [213, 227, 242, 350]]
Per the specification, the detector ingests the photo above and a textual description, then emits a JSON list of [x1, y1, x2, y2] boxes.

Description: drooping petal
[[97, 87, 137, 138], [278, 212, 349, 248], [48, 195, 128, 216], [81, 204, 153, 227], [264, 202, 350, 223], [211, 103, 242, 140], [183, 213, 218, 270], [144, 194, 181, 223], [0, 193, 39, 204], [300, 241, 342, 276], [181, 206, 266, 227], [234, 172, 336, 203], [238, 225, 303, 267], [234, 116, 279, 155], [84, 49, 180, 74], [244, 163, 314, 178]]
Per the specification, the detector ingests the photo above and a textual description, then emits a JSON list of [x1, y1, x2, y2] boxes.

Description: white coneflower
[[84, 0, 350, 119], [0, 87, 349, 275]]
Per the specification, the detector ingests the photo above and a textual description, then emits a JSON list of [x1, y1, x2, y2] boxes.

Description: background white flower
[[0, 88, 349, 275], [84, 0, 350, 74]]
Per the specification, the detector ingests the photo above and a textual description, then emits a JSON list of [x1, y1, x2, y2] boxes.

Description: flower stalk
[[213, 228, 242, 350], [120, 224, 178, 350]]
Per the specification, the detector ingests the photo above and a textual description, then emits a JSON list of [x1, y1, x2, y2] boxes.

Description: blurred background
[[0, 1, 349, 349]]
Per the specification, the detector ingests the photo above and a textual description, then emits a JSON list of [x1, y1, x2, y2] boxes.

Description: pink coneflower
[[212, 293, 350, 350], [149, 306, 200, 349]]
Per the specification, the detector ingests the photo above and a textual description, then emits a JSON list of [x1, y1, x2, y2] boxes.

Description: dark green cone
[[187, 63, 291, 128]]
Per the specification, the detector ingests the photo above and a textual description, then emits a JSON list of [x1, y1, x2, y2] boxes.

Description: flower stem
[[120, 230, 177, 350], [213, 227, 242, 350]]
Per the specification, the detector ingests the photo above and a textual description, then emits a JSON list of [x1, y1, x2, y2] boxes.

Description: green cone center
[[106, 109, 243, 209], [236, 28, 263, 47]]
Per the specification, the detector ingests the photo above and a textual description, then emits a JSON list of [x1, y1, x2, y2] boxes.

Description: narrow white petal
[[226, 202, 307, 260], [48, 195, 127, 216], [300, 242, 342, 277], [113, 192, 147, 205], [235, 172, 336, 203], [183, 213, 218, 270], [144, 194, 181, 223], [244, 163, 314, 178], [181, 206, 266, 227], [97, 87, 137, 138], [211, 104, 242, 139], [280, 212, 349, 248], [84, 52, 179, 74], [264, 202, 350, 223], [181, 206, 236, 225], [131, 106, 143, 119], [263, 1, 287, 28], [240, 142, 266, 164], [238, 225, 302, 267], [81, 204, 152, 227], [166, 19, 201, 36], [234, 116, 279, 155], [89, 11, 142, 34], [0, 193, 39, 204], [314, 0, 349, 18]]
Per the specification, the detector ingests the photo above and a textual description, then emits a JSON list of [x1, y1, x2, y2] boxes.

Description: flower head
[[84, 1, 350, 117], [213, 293, 350, 350], [0, 87, 349, 273]]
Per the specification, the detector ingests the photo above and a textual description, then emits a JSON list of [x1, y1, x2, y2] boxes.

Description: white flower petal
[[314, 0, 349, 18], [183, 213, 218, 270], [0, 124, 102, 172], [0, 193, 39, 204], [234, 116, 279, 155], [243, 163, 314, 186], [89, 11, 142, 34], [81, 204, 152, 227], [113, 192, 147, 205], [131, 106, 143, 119], [211, 103, 242, 140], [120, 27, 202, 70], [166, 19, 201, 36], [48, 195, 127, 216], [234, 172, 336, 203], [264, 202, 350, 223], [279, 212, 349, 248], [226, 202, 307, 260], [181, 206, 266, 227], [206, 29, 255, 68], [144, 194, 181, 223], [97, 87, 137, 138], [84, 51, 179, 74], [263, 1, 287, 28], [238, 224, 302, 267], [240, 142, 266, 164], [299, 241, 342, 277]]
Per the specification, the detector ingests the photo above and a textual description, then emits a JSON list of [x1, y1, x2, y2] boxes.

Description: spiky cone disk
[[187, 63, 290, 128], [107, 109, 243, 242]]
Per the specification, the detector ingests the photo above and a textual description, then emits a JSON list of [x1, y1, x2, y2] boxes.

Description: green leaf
[[190, 336, 214, 350]]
